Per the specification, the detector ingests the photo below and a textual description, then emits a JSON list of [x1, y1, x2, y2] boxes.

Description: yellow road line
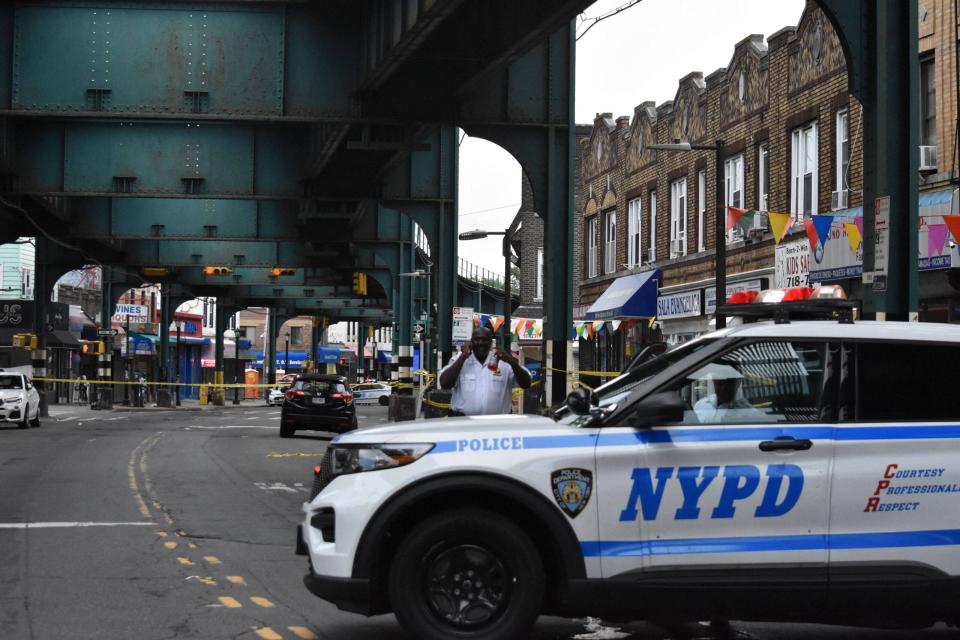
[[203, 556, 221, 565], [188, 542, 198, 549], [155, 531, 168, 537], [254, 628, 283, 640], [226, 576, 246, 586], [177, 557, 194, 566], [218, 597, 242, 609], [164, 541, 177, 550], [288, 627, 317, 639], [250, 596, 275, 608], [197, 577, 216, 586]]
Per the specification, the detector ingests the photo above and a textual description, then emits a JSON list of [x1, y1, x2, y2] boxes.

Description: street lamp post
[[174, 317, 182, 407], [459, 218, 520, 350], [647, 140, 727, 329]]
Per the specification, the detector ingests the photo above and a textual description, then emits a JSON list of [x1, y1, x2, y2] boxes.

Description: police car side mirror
[[565, 387, 597, 415], [629, 391, 685, 428]]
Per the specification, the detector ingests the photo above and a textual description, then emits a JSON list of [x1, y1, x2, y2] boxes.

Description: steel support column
[[159, 288, 172, 406], [99, 268, 114, 409], [31, 236, 49, 417], [213, 303, 226, 406]]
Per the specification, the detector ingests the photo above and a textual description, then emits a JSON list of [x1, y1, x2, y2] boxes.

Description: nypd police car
[[297, 287, 960, 639]]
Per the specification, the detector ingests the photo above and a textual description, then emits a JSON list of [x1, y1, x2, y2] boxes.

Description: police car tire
[[378, 395, 389, 406], [388, 508, 544, 640], [30, 411, 40, 428], [18, 412, 28, 429]]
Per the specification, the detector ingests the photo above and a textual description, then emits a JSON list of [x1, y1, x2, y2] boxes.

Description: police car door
[[597, 340, 835, 586], [830, 340, 960, 588]]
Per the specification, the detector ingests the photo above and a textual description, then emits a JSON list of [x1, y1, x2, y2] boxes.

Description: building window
[[648, 190, 657, 263], [697, 170, 706, 252], [669, 178, 687, 258], [758, 142, 769, 211], [603, 209, 617, 274], [724, 153, 744, 240], [290, 326, 304, 345], [627, 197, 642, 267], [921, 56, 936, 148], [835, 110, 849, 207], [791, 122, 818, 220], [21, 268, 33, 299], [535, 247, 544, 301], [240, 325, 255, 341], [587, 217, 598, 279]]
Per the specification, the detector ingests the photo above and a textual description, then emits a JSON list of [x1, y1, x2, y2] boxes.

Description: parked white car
[[0, 371, 40, 429], [351, 382, 391, 406], [267, 386, 286, 407]]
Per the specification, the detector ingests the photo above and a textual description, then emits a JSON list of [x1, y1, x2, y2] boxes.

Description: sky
[[456, 0, 805, 274]]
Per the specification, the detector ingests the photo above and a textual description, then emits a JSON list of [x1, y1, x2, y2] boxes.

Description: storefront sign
[[113, 304, 148, 324], [705, 279, 765, 314], [657, 291, 702, 320], [452, 307, 474, 344], [775, 240, 810, 289], [809, 211, 863, 282], [873, 196, 889, 292]]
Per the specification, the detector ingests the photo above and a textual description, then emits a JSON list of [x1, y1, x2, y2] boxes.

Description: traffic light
[[142, 267, 170, 278], [12, 333, 37, 350], [352, 272, 367, 296], [271, 266, 296, 277], [81, 340, 105, 355], [204, 265, 233, 276]]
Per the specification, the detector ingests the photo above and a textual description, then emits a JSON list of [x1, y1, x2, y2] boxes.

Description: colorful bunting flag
[[928, 224, 950, 257], [843, 222, 862, 254], [726, 206, 747, 232], [473, 314, 480, 328], [812, 215, 835, 251], [944, 215, 960, 247], [488, 315, 504, 333], [804, 218, 819, 254], [768, 212, 793, 245], [610, 320, 622, 332]]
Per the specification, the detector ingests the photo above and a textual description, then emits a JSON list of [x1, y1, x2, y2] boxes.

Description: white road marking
[[245, 416, 262, 420], [253, 482, 298, 494], [573, 618, 630, 640], [57, 416, 77, 422], [0, 522, 156, 529]]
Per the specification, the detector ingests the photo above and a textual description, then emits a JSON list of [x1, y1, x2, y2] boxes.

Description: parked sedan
[[267, 386, 286, 406], [352, 382, 391, 406], [280, 374, 357, 437], [0, 371, 41, 429]]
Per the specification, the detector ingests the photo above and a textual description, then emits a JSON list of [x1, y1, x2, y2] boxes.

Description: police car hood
[[336, 414, 555, 443]]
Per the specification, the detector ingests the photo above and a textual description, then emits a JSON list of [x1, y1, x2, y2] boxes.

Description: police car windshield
[[553, 338, 715, 425]]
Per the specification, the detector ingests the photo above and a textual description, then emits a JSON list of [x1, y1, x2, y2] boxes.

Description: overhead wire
[[576, 0, 644, 41]]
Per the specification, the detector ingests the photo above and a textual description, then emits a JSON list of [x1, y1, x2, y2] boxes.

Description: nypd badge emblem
[[551, 468, 593, 519]]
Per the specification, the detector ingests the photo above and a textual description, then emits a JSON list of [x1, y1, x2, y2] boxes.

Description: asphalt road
[[2, 403, 959, 640]]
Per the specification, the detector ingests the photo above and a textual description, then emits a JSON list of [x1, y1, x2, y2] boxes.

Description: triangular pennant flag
[[479, 314, 490, 329], [944, 215, 960, 246], [610, 320, 622, 332], [473, 314, 480, 328], [488, 315, 504, 333], [804, 218, 819, 254], [769, 212, 792, 245], [843, 223, 862, 254], [812, 215, 835, 250], [854, 215, 864, 238], [928, 224, 950, 257], [726, 206, 747, 231], [533, 320, 543, 337]]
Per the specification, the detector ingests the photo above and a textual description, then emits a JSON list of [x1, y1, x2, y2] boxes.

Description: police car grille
[[310, 449, 334, 500]]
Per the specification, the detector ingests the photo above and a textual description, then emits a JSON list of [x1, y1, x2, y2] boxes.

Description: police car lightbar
[[717, 285, 858, 324]]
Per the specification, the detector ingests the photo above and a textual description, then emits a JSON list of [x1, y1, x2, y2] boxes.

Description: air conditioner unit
[[670, 239, 684, 257], [919, 145, 938, 172], [831, 190, 848, 211], [752, 211, 769, 231]]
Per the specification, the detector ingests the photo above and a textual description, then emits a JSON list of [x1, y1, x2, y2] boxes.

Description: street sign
[[413, 322, 425, 336], [873, 196, 890, 292], [452, 307, 473, 344], [98, 329, 118, 336]]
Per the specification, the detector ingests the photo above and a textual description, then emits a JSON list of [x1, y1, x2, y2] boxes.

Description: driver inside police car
[[439, 327, 531, 416]]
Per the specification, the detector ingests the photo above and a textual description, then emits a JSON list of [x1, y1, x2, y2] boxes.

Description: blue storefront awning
[[585, 270, 660, 321]]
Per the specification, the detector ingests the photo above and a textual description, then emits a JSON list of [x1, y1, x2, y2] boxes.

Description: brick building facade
[[574, 0, 957, 370]]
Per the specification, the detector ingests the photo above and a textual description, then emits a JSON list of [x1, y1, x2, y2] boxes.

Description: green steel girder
[[121, 239, 306, 267], [6, 3, 360, 120], [12, 121, 308, 198]]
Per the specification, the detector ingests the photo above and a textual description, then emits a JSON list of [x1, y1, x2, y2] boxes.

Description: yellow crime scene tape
[[543, 366, 622, 378]]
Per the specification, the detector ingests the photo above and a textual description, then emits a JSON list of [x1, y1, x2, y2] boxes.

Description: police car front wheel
[[388, 508, 544, 640]]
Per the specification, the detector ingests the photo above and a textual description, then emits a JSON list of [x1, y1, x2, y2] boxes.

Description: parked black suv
[[280, 374, 357, 437]]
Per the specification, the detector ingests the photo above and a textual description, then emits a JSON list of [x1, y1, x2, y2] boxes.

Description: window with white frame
[[670, 178, 687, 258], [535, 247, 544, 301], [603, 209, 617, 274], [587, 217, 598, 278], [791, 121, 818, 220], [758, 142, 769, 212], [697, 170, 706, 252], [20, 268, 33, 299], [835, 109, 849, 203], [627, 197, 642, 267], [724, 154, 744, 240], [648, 190, 657, 263]]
